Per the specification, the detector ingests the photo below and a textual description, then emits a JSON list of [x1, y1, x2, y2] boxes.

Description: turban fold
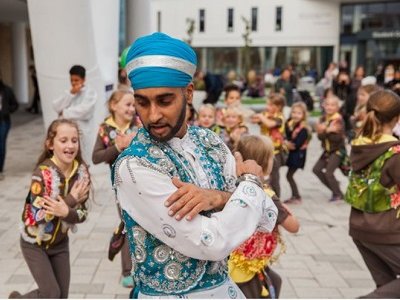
[[125, 32, 197, 90]]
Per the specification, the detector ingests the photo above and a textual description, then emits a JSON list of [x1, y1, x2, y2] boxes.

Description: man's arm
[[116, 157, 277, 262]]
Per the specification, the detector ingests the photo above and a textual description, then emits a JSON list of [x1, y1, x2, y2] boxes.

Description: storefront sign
[[372, 31, 400, 39]]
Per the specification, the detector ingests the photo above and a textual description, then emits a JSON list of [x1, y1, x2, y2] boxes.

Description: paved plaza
[[0, 111, 375, 299]]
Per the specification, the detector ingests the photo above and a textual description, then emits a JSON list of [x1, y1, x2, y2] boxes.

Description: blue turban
[[125, 32, 197, 90]]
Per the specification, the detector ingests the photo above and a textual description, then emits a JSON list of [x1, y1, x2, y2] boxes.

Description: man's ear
[[186, 83, 194, 105]]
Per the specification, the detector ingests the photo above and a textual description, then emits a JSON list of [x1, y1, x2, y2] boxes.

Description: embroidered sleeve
[[23, 168, 54, 226], [63, 203, 88, 224], [116, 157, 277, 261], [92, 128, 120, 165]]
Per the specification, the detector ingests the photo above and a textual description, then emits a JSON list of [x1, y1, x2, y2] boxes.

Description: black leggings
[[286, 168, 300, 198]]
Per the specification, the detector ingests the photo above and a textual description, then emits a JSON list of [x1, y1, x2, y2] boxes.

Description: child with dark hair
[[345, 90, 400, 298], [53, 65, 97, 162], [9, 119, 90, 299]]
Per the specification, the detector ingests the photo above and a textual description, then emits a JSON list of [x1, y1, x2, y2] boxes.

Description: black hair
[[69, 65, 86, 79]]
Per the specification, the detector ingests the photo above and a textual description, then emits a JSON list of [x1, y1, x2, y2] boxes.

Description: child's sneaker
[[121, 275, 134, 288], [284, 197, 302, 204], [329, 196, 344, 202], [8, 291, 21, 299]]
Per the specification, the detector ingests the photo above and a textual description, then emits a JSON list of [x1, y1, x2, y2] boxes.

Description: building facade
[[151, 0, 340, 78], [149, 0, 399, 77], [340, 1, 400, 75]]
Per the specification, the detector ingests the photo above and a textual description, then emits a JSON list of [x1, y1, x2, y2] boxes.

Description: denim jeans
[[0, 119, 11, 172]]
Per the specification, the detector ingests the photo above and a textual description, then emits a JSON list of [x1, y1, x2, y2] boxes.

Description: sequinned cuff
[[228, 181, 264, 213]]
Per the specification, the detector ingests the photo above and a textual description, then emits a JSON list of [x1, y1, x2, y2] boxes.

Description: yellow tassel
[[261, 286, 269, 297], [396, 209, 400, 219]]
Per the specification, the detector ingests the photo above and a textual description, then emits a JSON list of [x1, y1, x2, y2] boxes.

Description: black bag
[[108, 221, 125, 261]]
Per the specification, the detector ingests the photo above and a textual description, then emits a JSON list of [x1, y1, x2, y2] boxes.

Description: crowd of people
[[3, 31, 400, 299]]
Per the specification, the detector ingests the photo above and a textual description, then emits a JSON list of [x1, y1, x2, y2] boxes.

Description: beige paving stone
[[0, 113, 378, 298]]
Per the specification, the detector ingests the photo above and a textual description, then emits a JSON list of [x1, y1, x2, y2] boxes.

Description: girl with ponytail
[[345, 90, 400, 298]]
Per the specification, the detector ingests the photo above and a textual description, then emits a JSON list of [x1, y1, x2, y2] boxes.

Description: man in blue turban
[[112, 32, 277, 298]]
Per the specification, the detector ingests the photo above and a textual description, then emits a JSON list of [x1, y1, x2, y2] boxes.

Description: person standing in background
[[0, 77, 19, 180], [26, 66, 40, 114], [53, 65, 97, 163]]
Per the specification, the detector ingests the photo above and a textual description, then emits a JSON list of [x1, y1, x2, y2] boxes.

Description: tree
[[241, 16, 252, 77], [184, 18, 195, 45]]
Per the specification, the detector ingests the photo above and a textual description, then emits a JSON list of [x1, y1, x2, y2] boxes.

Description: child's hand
[[326, 121, 341, 133], [315, 123, 326, 134], [251, 114, 261, 123], [115, 133, 133, 150], [70, 180, 90, 203], [41, 196, 69, 218], [286, 141, 296, 150], [230, 128, 242, 143]]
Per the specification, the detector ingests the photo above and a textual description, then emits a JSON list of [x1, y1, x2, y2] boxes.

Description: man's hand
[[234, 152, 263, 178], [164, 177, 229, 221], [41, 196, 69, 218]]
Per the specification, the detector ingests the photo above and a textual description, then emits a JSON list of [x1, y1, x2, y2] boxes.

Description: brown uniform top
[[21, 158, 89, 248], [92, 116, 138, 167], [349, 137, 400, 244], [317, 113, 345, 153]]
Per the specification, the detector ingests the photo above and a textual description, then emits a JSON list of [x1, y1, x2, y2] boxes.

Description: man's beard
[[143, 96, 187, 143]]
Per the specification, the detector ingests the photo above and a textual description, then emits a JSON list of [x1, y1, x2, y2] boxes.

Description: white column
[[11, 22, 29, 104], [27, 0, 119, 164], [126, 0, 152, 45]]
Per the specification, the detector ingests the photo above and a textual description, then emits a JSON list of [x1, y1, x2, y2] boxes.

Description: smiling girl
[[10, 119, 90, 299], [92, 89, 138, 288]]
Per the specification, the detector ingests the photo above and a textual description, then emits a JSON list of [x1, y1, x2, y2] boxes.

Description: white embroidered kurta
[[115, 132, 278, 298], [53, 86, 97, 162]]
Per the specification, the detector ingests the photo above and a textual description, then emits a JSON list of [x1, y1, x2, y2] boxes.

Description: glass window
[[248, 47, 262, 73], [341, 5, 353, 34], [251, 7, 258, 31], [199, 9, 205, 32], [366, 3, 385, 30], [275, 7, 282, 31], [227, 8, 234, 32], [385, 3, 400, 29], [207, 47, 239, 74]]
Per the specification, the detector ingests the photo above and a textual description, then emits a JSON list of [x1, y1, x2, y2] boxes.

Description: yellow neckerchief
[[324, 112, 341, 126], [323, 112, 341, 152], [287, 119, 306, 131], [105, 116, 131, 133], [51, 156, 79, 185], [352, 134, 398, 146], [47, 157, 79, 248]]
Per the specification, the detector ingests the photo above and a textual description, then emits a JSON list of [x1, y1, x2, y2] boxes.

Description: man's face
[[134, 84, 193, 142]]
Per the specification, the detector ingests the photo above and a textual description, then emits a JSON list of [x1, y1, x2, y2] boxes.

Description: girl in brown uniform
[[345, 90, 400, 298], [313, 96, 346, 201], [9, 119, 90, 298], [92, 89, 138, 288]]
